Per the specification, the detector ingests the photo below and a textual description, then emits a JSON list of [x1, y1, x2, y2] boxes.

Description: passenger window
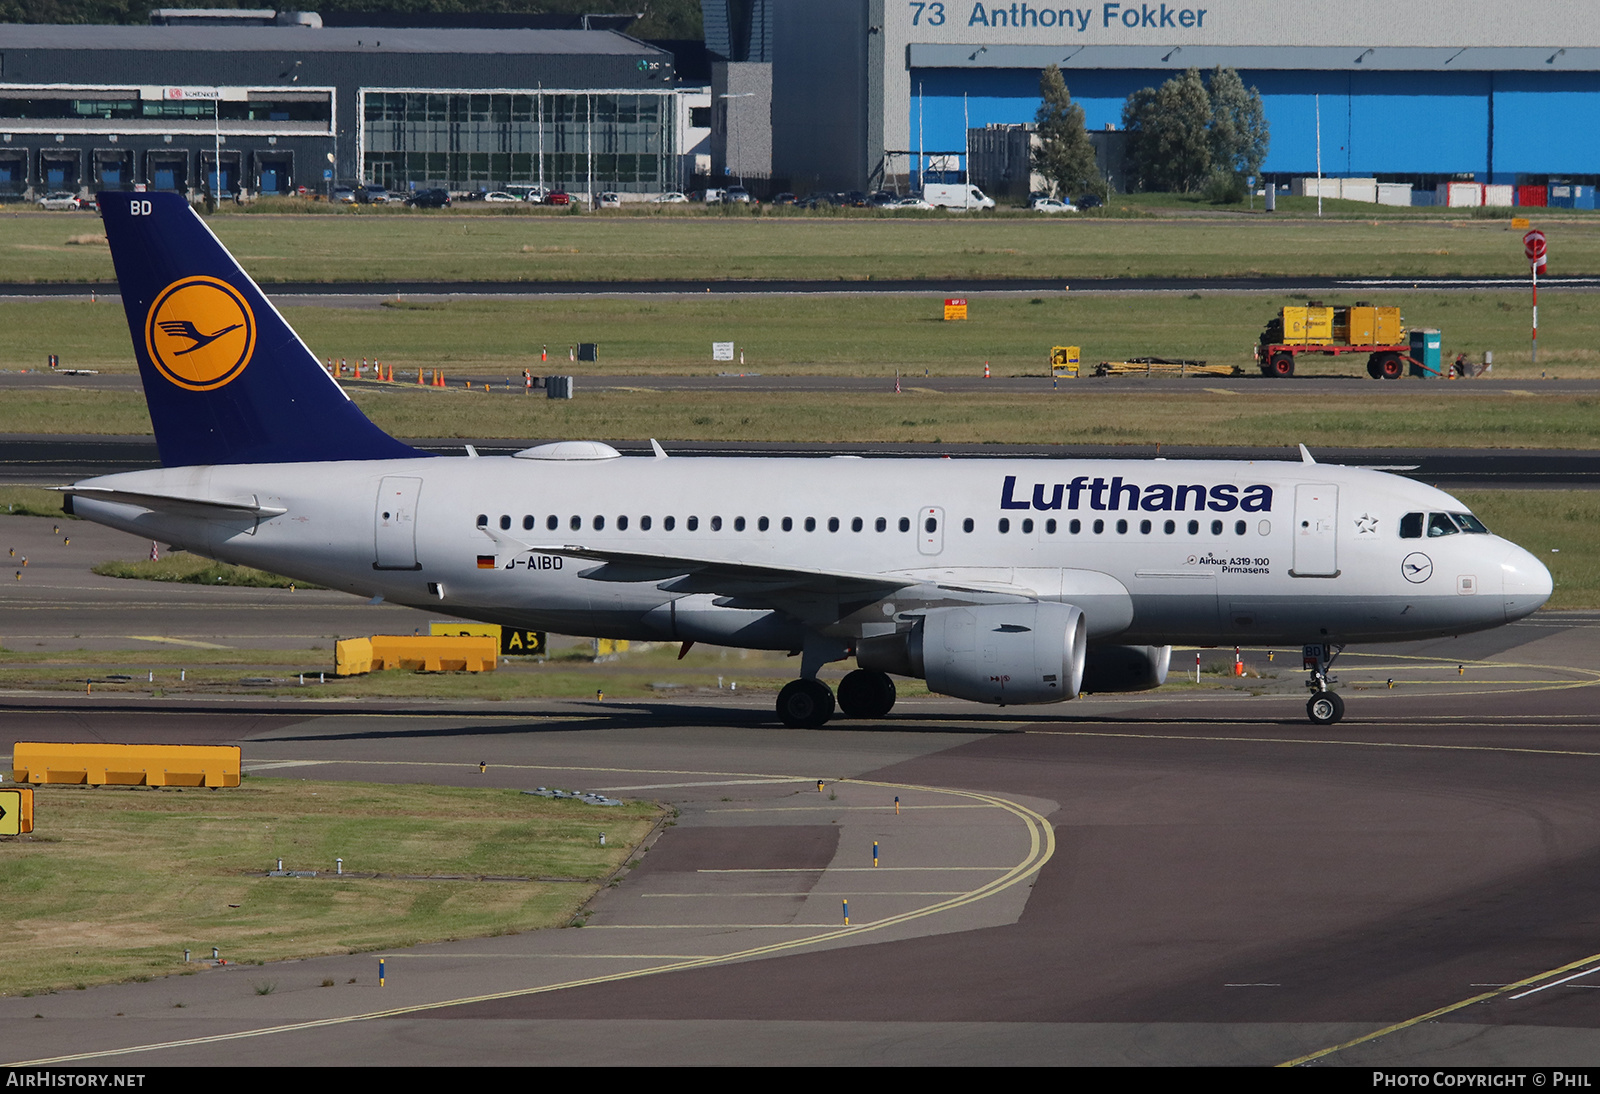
[[851, 517, 863, 532], [569, 515, 581, 531], [476, 514, 488, 527], [1092, 519, 1103, 534], [1116, 519, 1128, 534], [1427, 512, 1460, 537], [758, 516, 769, 531], [899, 517, 911, 532], [805, 517, 817, 532], [710, 516, 722, 531], [1022, 518, 1034, 533], [687, 516, 700, 531], [1045, 519, 1057, 534], [734, 516, 745, 531], [1256, 520, 1269, 535], [1163, 520, 1175, 534], [925, 516, 938, 533], [618, 515, 629, 531], [783, 517, 793, 532], [1400, 512, 1423, 539], [1070, 519, 1081, 534], [640, 515, 652, 531], [998, 518, 1010, 533], [1139, 519, 1151, 534], [963, 518, 975, 533], [1189, 520, 1200, 535], [593, 515, 604, 531], [547, 515, 558, 531], [500, 515, 511, 530], [522, 515, 535, 530], [875, 517, 887, 532], [828, 517, 840, 532], [664, 516, 675, 531], [1211, 520, 1222, 535]]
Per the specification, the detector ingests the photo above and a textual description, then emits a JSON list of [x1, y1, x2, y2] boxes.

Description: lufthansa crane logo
[[143, 276, 256, 391]]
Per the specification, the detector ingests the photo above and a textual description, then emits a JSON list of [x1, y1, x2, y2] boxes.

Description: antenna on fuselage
[[650, 439, 668, 459], [1298, 444, 1317, 464]]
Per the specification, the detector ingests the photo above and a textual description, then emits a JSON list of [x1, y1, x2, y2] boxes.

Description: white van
[[923, 183, 995, 210]]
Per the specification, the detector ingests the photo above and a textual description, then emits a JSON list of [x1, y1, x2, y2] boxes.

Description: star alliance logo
[[1355, 513, 1380, 536]]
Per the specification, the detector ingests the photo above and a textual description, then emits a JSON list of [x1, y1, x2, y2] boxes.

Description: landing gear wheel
[[1378, 353, 1404, 380], [1269, 352, 1295, 378], [777, 678, 835, 729], [836, 669, 896, 719], [1306, 692, 1345, 726]]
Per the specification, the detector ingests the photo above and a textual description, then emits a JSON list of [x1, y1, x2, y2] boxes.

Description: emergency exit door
[[374, 476, 422, 570], [1291, 483, 1339, 577]]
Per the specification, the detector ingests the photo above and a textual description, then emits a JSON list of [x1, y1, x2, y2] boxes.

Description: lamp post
[[718, 92, 753, 187]]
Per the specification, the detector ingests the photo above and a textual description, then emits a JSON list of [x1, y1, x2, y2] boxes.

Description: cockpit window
[[1452, 512, 1490, 534], [1400, 512, 1423, 539], [1427, 512, 1460, 537]]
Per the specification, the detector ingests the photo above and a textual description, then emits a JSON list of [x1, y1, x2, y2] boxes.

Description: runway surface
[[4, 517, 1600, 1065], [4, 430, 1600, 489]]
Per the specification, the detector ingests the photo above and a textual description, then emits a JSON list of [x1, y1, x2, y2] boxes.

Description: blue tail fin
[[98, 191, 425, 467]]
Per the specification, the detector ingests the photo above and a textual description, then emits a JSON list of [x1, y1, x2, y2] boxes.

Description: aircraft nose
[[1500, 539, 1553, 622]]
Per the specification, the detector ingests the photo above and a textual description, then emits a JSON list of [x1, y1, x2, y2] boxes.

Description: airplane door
[[1291, 483, 1339, 577], [918, 506, 945, 555], [374, 476, 422, 570]]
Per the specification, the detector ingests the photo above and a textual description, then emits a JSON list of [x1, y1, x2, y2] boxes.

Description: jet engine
[[1080, 644, 1171, 694], [858, 602, 1086, 705]]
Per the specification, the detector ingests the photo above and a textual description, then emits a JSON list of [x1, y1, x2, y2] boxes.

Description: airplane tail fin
[[97, 191, 425, 467]]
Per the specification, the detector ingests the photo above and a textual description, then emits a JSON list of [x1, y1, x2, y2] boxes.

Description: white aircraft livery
[[67, 192, 1552, 728]]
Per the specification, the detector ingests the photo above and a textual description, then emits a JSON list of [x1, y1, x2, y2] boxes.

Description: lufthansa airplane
[[64, 192, 1552, 728]]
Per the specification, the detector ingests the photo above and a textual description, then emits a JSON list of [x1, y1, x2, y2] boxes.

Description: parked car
[[520, 187, 550, 204], [405, 188, 451, 209], [702, 188, 726, 204], [722, 187, 753, 204], [842, 190, 870, 207], [598, 191, 622, 208], [1030, 197, 1078, 213], [770, 192, 797, 206], [652, 191, 689, 204], [1076, 193, 1105, 209], [355, 184, 389, 204], [923, 183, 994, 210], [332, 187, 356, 204], [869, 190, 900, 207], [37, 191, 81, 211], [892, 196, 935, 211], [482, 191, 521, 203], [546, 190, 571, 206]]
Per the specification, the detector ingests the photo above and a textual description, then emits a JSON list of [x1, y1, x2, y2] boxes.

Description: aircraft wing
[[59, 486, 288, 518], [479, 526, 1039, 603]]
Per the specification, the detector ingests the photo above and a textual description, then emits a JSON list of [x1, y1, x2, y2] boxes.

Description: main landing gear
[[1302, 642, 1346, 725], [776, 669, 897, 729]]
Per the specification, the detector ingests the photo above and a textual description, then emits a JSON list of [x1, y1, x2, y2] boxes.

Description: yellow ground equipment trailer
[[1255, 302, 1422, 379]]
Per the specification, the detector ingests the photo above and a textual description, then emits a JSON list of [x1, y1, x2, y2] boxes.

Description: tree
[[1032, 65, 1099, 200], [1121, 68, 1212, 193], [1207, 66, 1269, 181]]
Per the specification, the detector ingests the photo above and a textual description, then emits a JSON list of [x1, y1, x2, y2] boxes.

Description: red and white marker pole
[[1524, 229, 1547, 366]]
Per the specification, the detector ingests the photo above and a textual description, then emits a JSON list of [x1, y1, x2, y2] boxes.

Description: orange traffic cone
[[983, 361, 991, 379]]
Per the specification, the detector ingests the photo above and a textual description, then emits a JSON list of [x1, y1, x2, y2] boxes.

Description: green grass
[[0, 486, 70, 518], [92, 556, 315, 589], [7, 208, 1600, 283], [1457, 490, 1600, 610], [0, 778, 662, 997]]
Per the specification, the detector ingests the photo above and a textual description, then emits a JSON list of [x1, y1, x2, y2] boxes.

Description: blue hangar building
[[761, 0, 1600, 192]]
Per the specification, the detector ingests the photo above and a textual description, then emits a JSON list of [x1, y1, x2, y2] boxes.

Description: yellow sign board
[[1511, 217, 1531, 229], [431, 621, 545, 656], [595, 638, 630, 658], [0, 786, 33, 835], [943, 297, 968, 321], [1050, 346, 1081, 377]]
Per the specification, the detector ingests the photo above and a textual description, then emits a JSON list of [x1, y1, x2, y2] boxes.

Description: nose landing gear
[[1303, 642, 1346, 725]]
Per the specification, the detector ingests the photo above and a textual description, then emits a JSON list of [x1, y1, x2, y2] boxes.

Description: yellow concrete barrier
[[371, 635, 498, 672], [335, 636, 373, 676], [12, 743, 241, 788]]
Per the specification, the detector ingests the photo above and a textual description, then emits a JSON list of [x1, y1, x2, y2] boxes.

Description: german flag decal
[[477, 555, 496, 569]]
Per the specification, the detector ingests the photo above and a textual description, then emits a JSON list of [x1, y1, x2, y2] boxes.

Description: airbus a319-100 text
[[63, 192, 1552, 727]]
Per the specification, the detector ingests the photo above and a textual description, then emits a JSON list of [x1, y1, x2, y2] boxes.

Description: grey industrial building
[[0, 16, 681, 200]]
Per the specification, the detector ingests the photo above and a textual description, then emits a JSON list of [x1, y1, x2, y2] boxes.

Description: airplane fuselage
[[69, 453, 1550, 650]]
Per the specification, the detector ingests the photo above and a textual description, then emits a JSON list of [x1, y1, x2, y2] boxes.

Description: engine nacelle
[[1080, 644, 1171, 694], [876, 602, 1086, 706]]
